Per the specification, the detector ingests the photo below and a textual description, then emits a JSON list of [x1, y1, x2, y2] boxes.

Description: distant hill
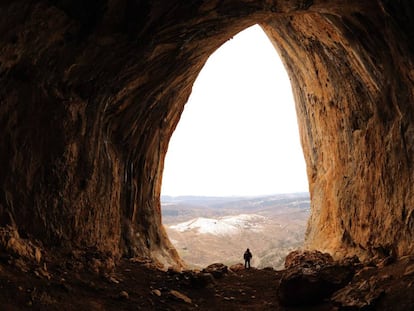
[[161, 193, 310, 270]]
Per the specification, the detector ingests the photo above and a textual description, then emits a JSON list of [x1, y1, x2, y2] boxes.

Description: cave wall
[[264, 1, 414, 258], [1, 0, 414, 264]]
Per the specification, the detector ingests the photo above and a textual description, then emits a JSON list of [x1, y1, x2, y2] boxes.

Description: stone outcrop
[[1, 0, 414, 265]]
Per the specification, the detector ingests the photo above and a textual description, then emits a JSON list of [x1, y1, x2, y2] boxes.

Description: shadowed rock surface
[[279, 250, 355, 306], [1, 0, 414, 299], [1, 252, 414, 310]]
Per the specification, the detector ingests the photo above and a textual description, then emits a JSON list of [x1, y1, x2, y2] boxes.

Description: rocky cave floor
[[1, 250, 414, 310]]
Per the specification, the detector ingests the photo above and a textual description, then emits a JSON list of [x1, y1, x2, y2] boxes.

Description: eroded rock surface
[[266, 2, 414, 260], [279, 250, 356, 306], [1, 0, 414, 266]]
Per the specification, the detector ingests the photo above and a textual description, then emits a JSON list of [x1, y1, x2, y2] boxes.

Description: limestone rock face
[[264, 3, 414, 259], [1, 0, 414, 264]]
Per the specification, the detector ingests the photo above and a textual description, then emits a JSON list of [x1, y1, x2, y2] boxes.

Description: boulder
[[278, 259, 354, 306], [202, 263, 228, 279], [284, 250, 333, 269], [229, 263, 245, 272]]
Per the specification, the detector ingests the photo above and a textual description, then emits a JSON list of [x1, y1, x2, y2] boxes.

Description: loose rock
[[170, 290, 192, 304], [151, 289, 161, 297], [118, 291, 129, 300]]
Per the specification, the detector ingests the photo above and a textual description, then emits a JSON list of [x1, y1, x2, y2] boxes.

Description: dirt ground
[[1, 253, 414, 310]]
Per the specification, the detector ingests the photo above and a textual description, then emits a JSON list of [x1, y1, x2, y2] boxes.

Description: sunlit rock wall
[[264, 1, 414, 258], [0, 0, 413, 264]]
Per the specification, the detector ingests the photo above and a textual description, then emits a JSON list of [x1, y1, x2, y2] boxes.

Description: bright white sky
[[161, 25, 309, 197]]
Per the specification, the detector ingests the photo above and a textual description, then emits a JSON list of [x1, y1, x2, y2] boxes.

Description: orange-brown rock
[[1, 0, 414, 266]]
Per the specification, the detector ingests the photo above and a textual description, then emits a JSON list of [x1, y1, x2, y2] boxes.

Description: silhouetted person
[[244, 248, 252, 269]]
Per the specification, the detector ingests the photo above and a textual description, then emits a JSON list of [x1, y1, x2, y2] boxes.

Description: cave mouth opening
[[161, 24, 310, 269], [2, 0, 411, 270]]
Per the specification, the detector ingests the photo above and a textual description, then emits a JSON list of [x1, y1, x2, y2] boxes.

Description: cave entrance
[[161, 25, 310, 269]]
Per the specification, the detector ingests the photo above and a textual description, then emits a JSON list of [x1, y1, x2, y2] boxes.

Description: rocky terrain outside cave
[[162, 193, 310, 270]]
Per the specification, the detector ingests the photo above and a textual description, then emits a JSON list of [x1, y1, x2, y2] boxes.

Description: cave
[[1, 0, 414, 269]]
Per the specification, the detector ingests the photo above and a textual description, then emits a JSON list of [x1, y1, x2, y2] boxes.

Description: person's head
[[246, 248, 250, 251]]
